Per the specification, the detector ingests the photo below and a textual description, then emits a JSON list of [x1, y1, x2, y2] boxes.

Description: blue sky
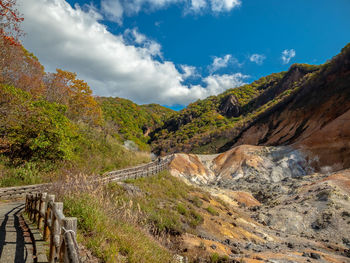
[[18, 0, 350, 110]]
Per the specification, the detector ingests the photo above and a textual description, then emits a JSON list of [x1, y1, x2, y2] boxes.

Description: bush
[[210, 253, 229, 263], [0, 85, 77, 161], [206, 206, 219, 216]]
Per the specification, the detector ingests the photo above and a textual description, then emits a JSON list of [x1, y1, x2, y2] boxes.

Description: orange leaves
[[0, 0, 23, 42], [2, 34, 18, 45], [0, 39, 46, 97], [46, 69, 102, 125], [0, 0, 101, 127]]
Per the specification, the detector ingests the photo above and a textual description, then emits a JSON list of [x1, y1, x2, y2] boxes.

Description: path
[[0, 202, 35, 263]]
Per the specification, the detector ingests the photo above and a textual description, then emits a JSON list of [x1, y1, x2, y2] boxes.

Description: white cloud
[[100, 0, 240, 21], [124, 28, 162, 58], [209, 54, 240, 73], [17, 0, 246, 106], [190, 0, 207, 12], [210, 0, 241, 12], [281, 49, 296, 64], [122, 0, 181, 15], [249, 53, 266, 65], [180, 65, 200, 79], [101, 0, 124, 24], [202, 73, 248, 94]]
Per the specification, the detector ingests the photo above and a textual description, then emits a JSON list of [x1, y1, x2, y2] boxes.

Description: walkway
[[0, 202, 36, 263]]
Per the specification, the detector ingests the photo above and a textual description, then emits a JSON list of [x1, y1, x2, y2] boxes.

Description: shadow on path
[[0, 203, 33, 263]]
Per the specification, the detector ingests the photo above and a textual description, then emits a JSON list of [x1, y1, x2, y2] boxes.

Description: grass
[[0, 125, 150, 187], [206, 206, 219, 216], [54, 170, 221, 263], [63, 193, 172, 263], [0, 157, 56, 187], [121, 171, 200, 235], [210, 253, 230, 263]]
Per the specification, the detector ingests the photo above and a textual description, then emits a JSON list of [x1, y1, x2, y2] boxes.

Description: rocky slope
[[152, 44, 350, 173], [168, 147, 350, 262]]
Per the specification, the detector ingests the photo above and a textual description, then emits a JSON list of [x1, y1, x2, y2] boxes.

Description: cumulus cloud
[[100, 0, 241, 22], [210, 0, 241, 12], [209, 54, 240, 73], [202, 73, 248, 94], [190, 0, 207, 12], [17, 0, 246, 106], [180, 65, 199, 79], [101, 0, 124, 24], [124, 28, 162, 58], [249, 53, 266, 65], [281, 49, 296, 64]]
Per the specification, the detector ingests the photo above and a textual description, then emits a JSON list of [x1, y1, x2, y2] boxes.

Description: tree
[[45, 69, 102, 125], [0, 84, 76, 161], [0, 0, 23, 44]]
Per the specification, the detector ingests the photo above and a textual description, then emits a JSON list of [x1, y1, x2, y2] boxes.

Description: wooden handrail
[[0, 155, 175, 200], [25, 192, 80, 263], [5, 155, 175, 262]]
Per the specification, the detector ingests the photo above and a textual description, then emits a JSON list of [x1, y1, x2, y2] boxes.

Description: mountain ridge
[[150, 43, 350, 172]]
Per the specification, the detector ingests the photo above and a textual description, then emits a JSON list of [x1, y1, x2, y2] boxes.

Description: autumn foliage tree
[[45, 69, 102, 125], [0, 0, 46, 97], [0, 0, 102, 164], [0, 0, 23, 47]]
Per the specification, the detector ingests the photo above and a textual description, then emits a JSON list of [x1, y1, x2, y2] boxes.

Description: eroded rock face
[[169, 153, 216, 184], [253, 169, 350, 246], [170, 145, 310, 185], [169, 147, 350, 262], [212, 145, 309, 183], [219, 94, 241, 117]]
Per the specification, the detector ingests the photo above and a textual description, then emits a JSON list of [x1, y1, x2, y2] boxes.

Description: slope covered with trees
[[98, 97, 174, 151], [150, 63, 321, 154], [0, 2, 154, 186]]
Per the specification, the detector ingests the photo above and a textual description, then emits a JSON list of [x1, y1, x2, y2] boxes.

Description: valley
[[0, 1, 349, 261], [168, 147, 350, 262]]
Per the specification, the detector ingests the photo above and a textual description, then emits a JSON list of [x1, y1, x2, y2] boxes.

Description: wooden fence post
[[44, 194, 55, 241], [35, 192, 41, 223], [30, 193, 37, 221], [62, 217, 79, 263], [38, 192, 47, 229], [49, 202, 63, 263]]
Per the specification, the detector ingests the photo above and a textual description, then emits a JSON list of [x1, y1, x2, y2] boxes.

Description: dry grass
[[52, 173, 173, 263], [50, 170, 235, 263]]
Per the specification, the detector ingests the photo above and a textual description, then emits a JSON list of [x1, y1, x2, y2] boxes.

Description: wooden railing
[[0, 155, 174, 200], [2, 155, 174, 262], [101, 155, 174, 183], [25, 192, 80, 263], [0, 183, 49, 200]]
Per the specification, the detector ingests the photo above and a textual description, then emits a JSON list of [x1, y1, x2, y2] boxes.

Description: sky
[[16, 0, 350, 109]]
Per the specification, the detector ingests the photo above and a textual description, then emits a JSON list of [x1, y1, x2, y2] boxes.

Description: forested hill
[[97, 97, 174, 150], [150, 43, 350, 157]]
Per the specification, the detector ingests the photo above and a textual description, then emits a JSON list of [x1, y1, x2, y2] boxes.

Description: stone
[[310, 253, 321, 259]]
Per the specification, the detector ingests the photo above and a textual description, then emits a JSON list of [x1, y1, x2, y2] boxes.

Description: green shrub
[[210, 253, 229, 263], [177, 203, 188, 215], [206, 206, 219, 216], [0, 85, 77, 161]]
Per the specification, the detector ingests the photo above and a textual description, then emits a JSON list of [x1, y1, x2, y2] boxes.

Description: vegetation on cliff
[[98, 97, 174, 151], [149, 46, 350, 154]]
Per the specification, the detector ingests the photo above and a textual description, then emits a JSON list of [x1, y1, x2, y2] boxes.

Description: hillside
[[0, 36, 153, 186], [98, 97, 174, 151], [150, 44, 350, 172]]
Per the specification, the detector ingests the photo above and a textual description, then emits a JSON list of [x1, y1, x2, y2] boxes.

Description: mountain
[[151, 43, 350, 171]]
